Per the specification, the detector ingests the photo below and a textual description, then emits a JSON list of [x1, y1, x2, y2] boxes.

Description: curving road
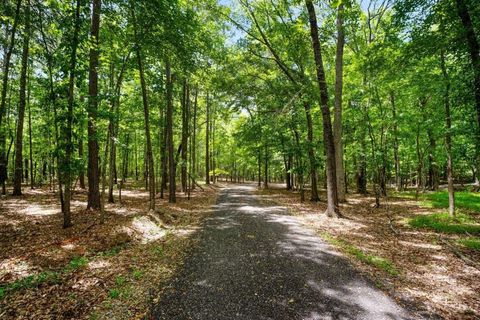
[[152, 185, 412, 320]]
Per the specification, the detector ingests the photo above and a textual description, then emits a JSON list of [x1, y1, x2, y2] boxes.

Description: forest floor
[[0, 182, 220, 319], [257, 184, 480, 320]]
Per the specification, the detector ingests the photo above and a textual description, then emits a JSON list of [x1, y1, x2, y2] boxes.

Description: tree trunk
[[165, 57, 175, 203], [135, 45, 155, 210], [0, 0, 21, 195], [305, 0, 339, 217], [78, 133, 85, 189], [456, 0, 480, 162], [205, 93, 210, 185], [304, 102, 319, 201], [334, 3, 346, 202], [192, 88, 198, 189], [441, 51, 455, 216], [87, 0, 101, 210], [181, 79, 188, 193], [390, 92, 401, 191], [62, 0, 81, 227], [12, 0, 29, 196], [264, 144, 268, 189]]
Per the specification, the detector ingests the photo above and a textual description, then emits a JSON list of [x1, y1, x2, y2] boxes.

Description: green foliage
[[0, 271, 59, 300], [64, 256, 88, 272], [422, 192, 480, 212], [457, 237, 480, 251], [409, 213, 480, 234], [132, 269, 143, 280], [108, 289, 120, 299]]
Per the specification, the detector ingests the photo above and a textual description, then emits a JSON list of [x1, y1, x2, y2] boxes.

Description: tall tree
[[12, 0, 30, 196], [166, 57, 176, 203], [334, 3, 346, 202], [0, 0, 21, 195], [305, 0, 340, 217], [87, 0, 101, 210]]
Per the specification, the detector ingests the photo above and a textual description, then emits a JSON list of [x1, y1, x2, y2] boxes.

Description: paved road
[[152, 185, 412, 320]]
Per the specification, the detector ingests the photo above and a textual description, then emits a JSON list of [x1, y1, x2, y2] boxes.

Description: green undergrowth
[[0, 243, 130, 300], [321, 233, 399, 276], [457, 237, 480, 251], [394, 190, 480, 213], [408, 212, 480, 234]]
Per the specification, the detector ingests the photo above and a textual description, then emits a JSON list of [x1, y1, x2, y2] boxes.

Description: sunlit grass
[[457, 237, 480, 251], [409, 213, 480, 234], [393, 190, 480, 213], [321, 233, 398, 276]]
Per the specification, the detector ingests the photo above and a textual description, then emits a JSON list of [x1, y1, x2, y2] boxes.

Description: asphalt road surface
[[152, 185, 411, 320]]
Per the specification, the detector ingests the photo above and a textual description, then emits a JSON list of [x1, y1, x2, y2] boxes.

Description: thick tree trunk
[[87, 0, 101, 210], [441, 51, 455, 216], [13, 0, 30, 196], [334, 3, 346, 202], [165, 58, 175, 203], [0, 0, 21, 195], [305, 0, 339, 217]]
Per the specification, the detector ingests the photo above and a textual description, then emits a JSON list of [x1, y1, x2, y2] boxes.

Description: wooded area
[[1, 0, 479, 318]]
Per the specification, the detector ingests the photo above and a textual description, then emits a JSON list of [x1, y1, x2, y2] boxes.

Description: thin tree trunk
[[134, 42, 155, 210], [27, 69, 33, 189], [441, 51, 455, 216], [304, 102, 319, 201], [390, 92, 401, 191], [181, 79, 188, 193], [334, 3, 346, 202], [192, 88, 198, 189], [165, 57, 175, 203], [62, 0, 81, 227], [205, 93, 210, 185], [87, 0, 101, 210], [305, 0, 339, 217], [0, 0, 21, 194], [13, 0, 30, 196]]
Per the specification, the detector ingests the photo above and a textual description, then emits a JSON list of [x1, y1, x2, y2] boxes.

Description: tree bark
[[13, 0, 30, 196], [27, 73, 33, 189], [181, 79, 188, 193], [334, 3, 346, 202], [441, 51, 455, 216], [305, 0, 339, 217], [205, 93, 210, 185], [304, 102, 319, 201], [165, 57, 176, 203], [0, 0, 21, 195], [390, 92, 401, 191], [135, 42, 155, 210], [192, 88, 198, 189], [455, 0, 480, 188], [87, 0, 101, 210]]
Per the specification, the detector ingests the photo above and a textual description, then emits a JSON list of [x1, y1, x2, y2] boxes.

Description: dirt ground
[[257, 185, 480, 320], [0, 182, 219, 319]]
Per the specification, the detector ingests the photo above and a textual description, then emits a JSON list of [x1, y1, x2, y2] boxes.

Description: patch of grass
[[108, 288, 120, 299], [409, 213, 480, 234], [321, 233, 399, 276], [115, 275, 126, 286], [0, 271, 59, 299], [425, 192, 480, 212], [132, 269, 143, 280], [151, 245, 164, 257], [394, 190, 480, 213], [457, 237, 480, 251], [64, 256, 88, 272]]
